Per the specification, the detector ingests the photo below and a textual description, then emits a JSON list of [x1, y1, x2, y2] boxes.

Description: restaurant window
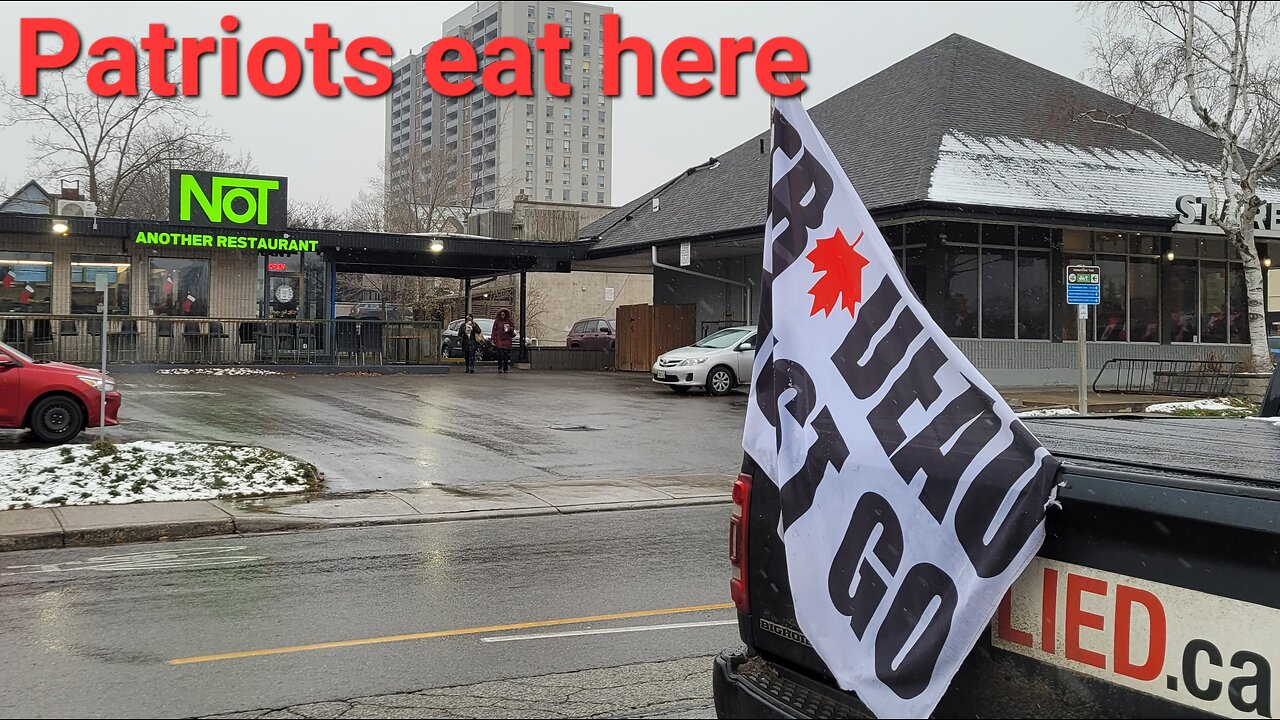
[[1063, 229, 1092, 253], [1169, 260, 1199, 342], [71, 255, 131, 315], [1159, 235, 1248, 344], [1017, 251, 1050, 339], [149, 258, 209, 317], [944, 247, 979, 338], [1096, 257, 1127, 340], [981, 248, 1016, 339], [1201, 261, 1229, 343], [941, 223, 1051, 340], [1129, 258, 1160, 342], [1061, 231, 1162, 343], [0, 252, 53, 313], [904, 245, 929, 302], [1229, 266, 1249, 344]]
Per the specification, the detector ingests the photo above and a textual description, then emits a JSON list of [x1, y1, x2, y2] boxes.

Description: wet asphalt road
[[0, 371, 748, 492], [0, 505, 737, 719]]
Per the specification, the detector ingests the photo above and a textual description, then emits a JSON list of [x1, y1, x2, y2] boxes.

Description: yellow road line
[[169, 602, 735, 666]]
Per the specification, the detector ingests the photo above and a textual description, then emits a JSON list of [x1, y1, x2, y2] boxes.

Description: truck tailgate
[[743, 417, 1280, 718]]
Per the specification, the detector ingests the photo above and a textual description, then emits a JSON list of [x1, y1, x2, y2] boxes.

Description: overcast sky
[[0, 1, 1096, 209]]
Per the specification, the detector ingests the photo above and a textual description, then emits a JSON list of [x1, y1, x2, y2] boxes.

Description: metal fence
[[0, 315, 442, 366], [1092, 357, 1240, 397]]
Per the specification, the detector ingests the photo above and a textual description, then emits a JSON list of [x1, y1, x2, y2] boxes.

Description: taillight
[[730, 472, 751, 614]]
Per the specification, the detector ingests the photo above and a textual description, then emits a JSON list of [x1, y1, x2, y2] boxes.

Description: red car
[[0, 340, 121, 443], [566, 317, 616, 349]]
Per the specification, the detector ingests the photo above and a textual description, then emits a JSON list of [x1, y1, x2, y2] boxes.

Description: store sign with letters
[[1173, 195, 1280, 239], [130, 230, 317, 253]]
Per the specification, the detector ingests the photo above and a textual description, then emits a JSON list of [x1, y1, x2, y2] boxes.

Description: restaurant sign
[[169, 170, 288, 230], [1173, 195, 1280, 239], [131, 230, 317, 253]]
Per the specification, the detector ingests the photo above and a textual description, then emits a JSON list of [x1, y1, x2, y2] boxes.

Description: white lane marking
[[0, 546, 264, 575], [480, 619, 736, 643]]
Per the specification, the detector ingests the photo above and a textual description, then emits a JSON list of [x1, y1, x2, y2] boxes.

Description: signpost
[[95, 273, 108, 436], [1066, 265, 1101, 415]]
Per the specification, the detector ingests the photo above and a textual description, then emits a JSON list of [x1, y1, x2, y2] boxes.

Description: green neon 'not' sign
[[169, 170, 288, 230]]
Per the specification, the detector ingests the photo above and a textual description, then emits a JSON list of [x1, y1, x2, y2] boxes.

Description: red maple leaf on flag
[[806, 229, 870, 319]]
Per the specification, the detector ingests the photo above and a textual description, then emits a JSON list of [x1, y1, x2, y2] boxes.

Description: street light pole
[[97, 274, 108, 436]]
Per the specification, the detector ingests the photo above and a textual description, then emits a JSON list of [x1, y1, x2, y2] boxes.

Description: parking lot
[[0, 370, 749, 492]]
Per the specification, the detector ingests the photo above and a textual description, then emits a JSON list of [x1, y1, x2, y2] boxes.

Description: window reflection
[[0, 252, 53, 313]]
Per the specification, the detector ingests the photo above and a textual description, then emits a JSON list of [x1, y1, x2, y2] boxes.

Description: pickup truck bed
[[716, 416, 1280, 719]]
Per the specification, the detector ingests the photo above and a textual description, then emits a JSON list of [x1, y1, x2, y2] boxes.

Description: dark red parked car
[[566, 317, 615, 349], [0, 340, 120, 443]]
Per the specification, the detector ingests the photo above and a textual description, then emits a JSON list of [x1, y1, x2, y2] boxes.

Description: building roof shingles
[[584, 33, 1273, 255]]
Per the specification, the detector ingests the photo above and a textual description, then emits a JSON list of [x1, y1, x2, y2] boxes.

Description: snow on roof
[[928, 131, 1280, 219]]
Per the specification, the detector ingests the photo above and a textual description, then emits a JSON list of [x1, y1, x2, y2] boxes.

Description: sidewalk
[[0, 474, 732, 552]]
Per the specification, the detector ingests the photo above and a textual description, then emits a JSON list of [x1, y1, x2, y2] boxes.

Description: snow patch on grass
[[157, 368, 285, 376], [1144, 397, 1256, 416], [1017, 407, 1079, 417], [0, 441, 317, 510]]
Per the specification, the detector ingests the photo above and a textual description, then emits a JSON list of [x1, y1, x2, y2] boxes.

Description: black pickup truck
[[715, 405, 1280, 718]]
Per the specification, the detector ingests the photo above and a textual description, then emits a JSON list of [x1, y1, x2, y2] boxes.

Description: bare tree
[[1, 65, 230, 217], [1082, 0, 1280, 369], [111, 148, 256, 220], [288, 198, 346, 230]]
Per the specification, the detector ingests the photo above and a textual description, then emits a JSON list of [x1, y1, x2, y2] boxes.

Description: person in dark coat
[[492, 309, 515, 373], [460, 314, 483, 374]]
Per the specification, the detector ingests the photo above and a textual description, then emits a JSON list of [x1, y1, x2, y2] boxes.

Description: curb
[[110, 364, 449, 375], [0, 495, 732, 553]]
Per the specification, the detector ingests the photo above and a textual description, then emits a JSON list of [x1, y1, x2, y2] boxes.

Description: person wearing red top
[[492, 308, 515, 373]]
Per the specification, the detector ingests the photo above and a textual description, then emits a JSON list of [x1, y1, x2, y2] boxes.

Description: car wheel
[[569, 342, 580, 348], [671, 386, 691, 395], [705, 366, 736, 396], [441, 342, 452, 358], [29, 395, 85, 444]]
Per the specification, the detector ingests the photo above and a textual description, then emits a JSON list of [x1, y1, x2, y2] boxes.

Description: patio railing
[[0, 315, 442, 366]]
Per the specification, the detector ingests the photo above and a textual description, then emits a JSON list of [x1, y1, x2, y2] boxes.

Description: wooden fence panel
[[615, 304, 696, 372]]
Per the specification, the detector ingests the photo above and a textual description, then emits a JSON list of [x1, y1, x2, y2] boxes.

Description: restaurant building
[[0, 173, 575, 363], [577, 34, 1279, 385]]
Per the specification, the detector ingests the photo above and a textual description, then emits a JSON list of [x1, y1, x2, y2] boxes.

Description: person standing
[[460, 314, 483, 374], [492, 309, 515, 373]]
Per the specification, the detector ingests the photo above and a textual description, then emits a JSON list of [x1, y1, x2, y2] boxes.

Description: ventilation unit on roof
[[53, 199, 97, 217]]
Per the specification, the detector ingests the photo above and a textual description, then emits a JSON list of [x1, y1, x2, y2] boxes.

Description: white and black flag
[[742, 97, 1062, 718]]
